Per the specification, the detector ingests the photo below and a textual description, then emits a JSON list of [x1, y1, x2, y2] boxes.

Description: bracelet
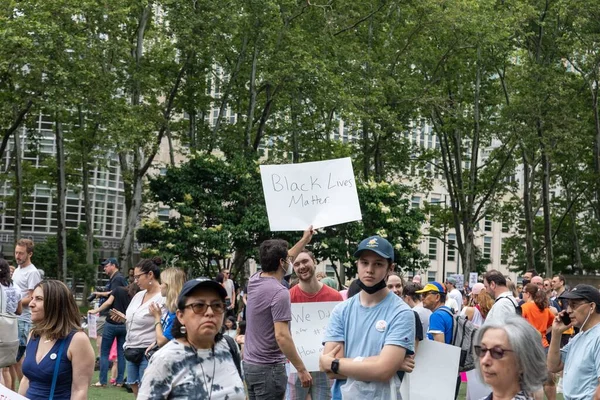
[[154, 321, 161, 328]]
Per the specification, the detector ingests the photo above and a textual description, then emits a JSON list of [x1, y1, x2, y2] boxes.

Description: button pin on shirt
[[376, 320, 387, 332]]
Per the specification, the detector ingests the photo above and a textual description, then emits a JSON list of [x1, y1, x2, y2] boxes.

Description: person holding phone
[[548, 285, 600, 400]]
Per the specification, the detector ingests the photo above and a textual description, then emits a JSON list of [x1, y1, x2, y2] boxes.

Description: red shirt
[[289, 283, 343, 303]]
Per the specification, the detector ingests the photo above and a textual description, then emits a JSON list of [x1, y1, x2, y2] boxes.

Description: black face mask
[[522, 279, 530, 286], [356, 278, 387, 294]]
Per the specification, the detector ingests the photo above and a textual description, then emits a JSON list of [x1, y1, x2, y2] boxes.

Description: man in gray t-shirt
[[243, 227, 314, 399], [12, 239, 42, 374]]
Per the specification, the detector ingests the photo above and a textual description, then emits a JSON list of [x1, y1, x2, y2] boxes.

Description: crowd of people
[[2, 234, 600, 400]]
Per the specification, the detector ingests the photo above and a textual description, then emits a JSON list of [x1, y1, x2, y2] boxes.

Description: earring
[[180, 325, 187, 334], [149, 280, 153, 285]]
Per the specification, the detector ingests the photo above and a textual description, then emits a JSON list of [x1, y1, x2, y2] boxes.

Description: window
[[483, 237, 492, 260], [158, 207, 170, 223], [411, 196, 421, 209], [448, 234, 456, 262], [502, 221, 509, 233], [501, 239, 508, 265], [428, 237, 437, 260], [484, 217, 492, 232], [427, 271, 436, 283]]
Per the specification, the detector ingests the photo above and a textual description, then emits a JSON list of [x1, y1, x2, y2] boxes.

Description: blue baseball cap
[[101, 257, 119, 267], [177, 278, 227, 305], [354, 236, 395, 262]]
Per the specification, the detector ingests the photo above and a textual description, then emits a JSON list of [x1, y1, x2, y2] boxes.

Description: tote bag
[[0, 284, 19, 367]]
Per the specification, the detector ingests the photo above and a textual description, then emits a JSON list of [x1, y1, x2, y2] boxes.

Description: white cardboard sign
[[400, 339, 461, 400], [87, 313, 98, 339], [289, 301, 340, 372], [469, 273, 479, 288], [260, 158, 362, 231], [0, 384, 30, 400]]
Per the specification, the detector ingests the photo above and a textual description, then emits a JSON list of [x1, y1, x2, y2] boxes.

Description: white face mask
[[283, 260, 294, 277]]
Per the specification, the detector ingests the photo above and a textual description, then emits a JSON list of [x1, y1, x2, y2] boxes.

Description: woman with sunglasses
[[110, 257, 164, 397], [138, 278, 244, 400], [474, 317, 548, 400]]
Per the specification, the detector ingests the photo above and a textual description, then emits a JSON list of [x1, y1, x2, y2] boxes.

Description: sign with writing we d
[[260, 157, 362, 231]]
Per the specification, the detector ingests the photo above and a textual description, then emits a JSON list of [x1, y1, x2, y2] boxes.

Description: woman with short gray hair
[[475, 317, 548, 400]]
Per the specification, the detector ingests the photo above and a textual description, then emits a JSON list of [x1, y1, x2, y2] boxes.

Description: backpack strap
[[438, 307, 457, 345], [223, 334, 242, 379]]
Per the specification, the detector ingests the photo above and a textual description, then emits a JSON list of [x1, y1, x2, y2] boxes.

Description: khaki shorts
[[97, 315, 107, 336]]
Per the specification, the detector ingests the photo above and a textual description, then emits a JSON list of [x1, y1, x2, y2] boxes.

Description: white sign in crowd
[[260, 157, 362, 231]]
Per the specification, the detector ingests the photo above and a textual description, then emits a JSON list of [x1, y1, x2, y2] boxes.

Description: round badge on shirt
[[375, 320, 387, 332], [50, 353, 57, 360]]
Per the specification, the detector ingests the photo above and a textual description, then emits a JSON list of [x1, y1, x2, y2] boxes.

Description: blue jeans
[[243, 361, 287, 400], [126, 357, 149, 385], [99, 323, 126, 385]]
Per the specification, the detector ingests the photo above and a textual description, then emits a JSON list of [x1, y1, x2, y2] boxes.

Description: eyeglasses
[[474, 345, 514, 360], [183, 301, 226, 315], [567, 300, 590, 310], [133, 272, 148, 280]]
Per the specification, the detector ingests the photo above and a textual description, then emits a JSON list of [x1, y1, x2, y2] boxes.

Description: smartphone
[[560, 313, 571, 326]]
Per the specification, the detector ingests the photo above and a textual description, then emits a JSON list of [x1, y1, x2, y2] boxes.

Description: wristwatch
[[331, 358, 340, 374]]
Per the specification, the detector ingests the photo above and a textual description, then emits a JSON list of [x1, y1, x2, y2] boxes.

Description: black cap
[[177, 278, 227, 306], [101, 257, 119, 267], [558, 284, 600, 306]]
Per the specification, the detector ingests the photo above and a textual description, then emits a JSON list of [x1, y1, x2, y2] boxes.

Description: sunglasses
[[474, 345, 513, 360], [183, 301, 226, 315]]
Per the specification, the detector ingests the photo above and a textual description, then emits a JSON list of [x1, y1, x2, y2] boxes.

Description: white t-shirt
[[449, 288, 463, 313], [12, 264, 42, 322], [124, 290, 165, 349], [223, 279, 235, 304], [139, 339, 245, 400], [0, 283, 22, 314], [484, 291, 518, 326], [445, 297, 459, 314]]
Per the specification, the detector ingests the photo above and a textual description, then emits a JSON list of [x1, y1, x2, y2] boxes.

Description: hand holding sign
[[260, 158, 362, 231]]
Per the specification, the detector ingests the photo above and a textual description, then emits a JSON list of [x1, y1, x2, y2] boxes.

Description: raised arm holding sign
[[260, 157, 362, 231]]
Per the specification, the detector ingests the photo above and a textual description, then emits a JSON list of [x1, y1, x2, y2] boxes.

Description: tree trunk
[[591, 82, 600, 223], [13, 128, 23, 241], [362, 119, 370, 179], [521, 147, 536, 271], [538, 122, 553, 278], [119, 172, 143, 269], [244, 45, 259, 149], [166, 127, 175, 166], [55, 120, 68, 283]]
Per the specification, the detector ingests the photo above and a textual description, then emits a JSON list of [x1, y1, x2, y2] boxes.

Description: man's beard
[[297, 267, 315, 282]]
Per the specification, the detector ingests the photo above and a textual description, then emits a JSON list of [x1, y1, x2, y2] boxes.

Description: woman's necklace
[[190, 341, 216, 400]]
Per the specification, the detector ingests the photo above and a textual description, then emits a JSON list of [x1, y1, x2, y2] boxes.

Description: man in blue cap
[[320, 235, 415, 400], [90, 257, 128, 370]]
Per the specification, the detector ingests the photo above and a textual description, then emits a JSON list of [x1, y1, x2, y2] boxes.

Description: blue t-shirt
[[560, 322, 600, 399], [427, 306, 453, 344], [323, 291, 415, 400], [162, 311, 176, 341]]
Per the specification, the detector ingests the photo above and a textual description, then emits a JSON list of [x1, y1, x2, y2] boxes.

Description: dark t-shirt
[[106, 286, 132, 325], [101, 271, 128, 317], [414, 310, 424, 342]]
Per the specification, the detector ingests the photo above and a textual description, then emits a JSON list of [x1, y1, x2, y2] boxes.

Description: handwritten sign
[[400, 339, 461, 400], [260, 158, 362, 231], [0, 384, 30, 400], [88, 313, 98, 339], [469, 273, 479, 288], [450, 274, 464, 290], [290, 301, 340, 372]]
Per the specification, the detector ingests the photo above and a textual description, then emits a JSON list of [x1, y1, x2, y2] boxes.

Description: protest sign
[[260, 158, 362, 231], [88, 313, 98, 339], [469, 273, 479, 288], [0, 384, 29, 400], [450, 274, 464, 290], [400, 339, 461, 400], [289, 301, 340, 372]]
